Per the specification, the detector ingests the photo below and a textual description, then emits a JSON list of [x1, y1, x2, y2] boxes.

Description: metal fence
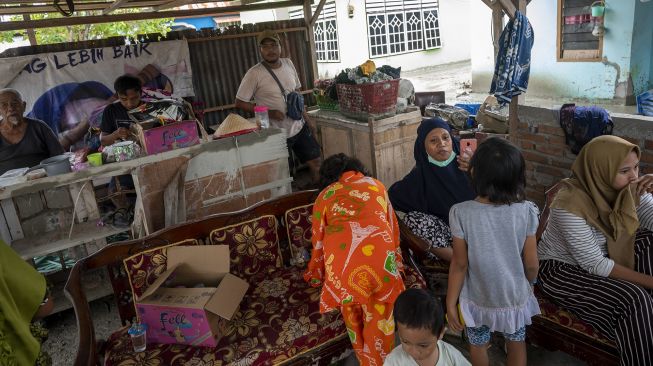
[[0, 18, 316, 128]]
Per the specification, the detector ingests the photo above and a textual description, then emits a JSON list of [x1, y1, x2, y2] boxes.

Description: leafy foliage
[[0, 9, 172, 45]]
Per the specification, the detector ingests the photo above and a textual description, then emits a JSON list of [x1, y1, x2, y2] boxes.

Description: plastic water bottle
[[254, 105, 270, 129], [128, 322, 147, 352]]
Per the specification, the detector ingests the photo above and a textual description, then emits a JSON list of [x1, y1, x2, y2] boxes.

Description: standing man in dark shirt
[[0, 88, 63, 175], [100, 75, 143, 146]]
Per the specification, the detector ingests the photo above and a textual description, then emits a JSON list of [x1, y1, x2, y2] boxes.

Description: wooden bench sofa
[[398, 184, 620, 365], [64, 190, 427, 366]]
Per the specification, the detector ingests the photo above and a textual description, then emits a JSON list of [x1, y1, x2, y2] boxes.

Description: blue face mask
[[428, 151, 456, 167]]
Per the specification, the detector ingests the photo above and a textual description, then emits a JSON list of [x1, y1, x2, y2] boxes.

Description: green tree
[[1, 9, 172, 45]]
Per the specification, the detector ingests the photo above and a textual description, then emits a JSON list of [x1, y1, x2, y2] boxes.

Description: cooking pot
[[30, 154, 72, 176]]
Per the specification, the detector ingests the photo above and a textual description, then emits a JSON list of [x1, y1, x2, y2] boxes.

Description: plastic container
[[254, 105, 270, 129], [87, 153, 103, 167], [454, 103, 482, 129], [336, 79, 400, 121], [128, 323, 147, 352]]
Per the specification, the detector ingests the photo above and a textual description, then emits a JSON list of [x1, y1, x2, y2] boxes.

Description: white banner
[[0, 40, 194, 136]]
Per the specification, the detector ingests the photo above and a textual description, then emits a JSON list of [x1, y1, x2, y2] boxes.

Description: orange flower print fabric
[[303, 171, 405, 313]]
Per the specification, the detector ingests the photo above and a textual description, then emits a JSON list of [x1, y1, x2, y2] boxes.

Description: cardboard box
[[135, 245, 248, 347], [135, 120, 201, 155]]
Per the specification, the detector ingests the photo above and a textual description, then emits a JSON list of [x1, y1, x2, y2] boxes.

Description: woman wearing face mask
[[388, 118, 475, 262], [537, 136, 653, 366]]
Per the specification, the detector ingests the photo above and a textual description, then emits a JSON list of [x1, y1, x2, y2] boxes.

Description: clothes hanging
[[490, 11, 535, 104]]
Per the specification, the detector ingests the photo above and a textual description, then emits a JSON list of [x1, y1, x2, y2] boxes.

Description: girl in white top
[[447, 138, 540, 366]]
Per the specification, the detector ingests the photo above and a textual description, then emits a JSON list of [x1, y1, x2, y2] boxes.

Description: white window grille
[[365, 0, 441, 57], [289, 1, 340, 62]]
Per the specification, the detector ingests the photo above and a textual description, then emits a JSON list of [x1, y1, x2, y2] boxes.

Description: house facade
[[471, 0, 653, 103], [242, 0, 471, 78]]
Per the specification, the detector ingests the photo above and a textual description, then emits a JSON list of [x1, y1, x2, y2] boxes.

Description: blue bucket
[[454, 103, 482, 128]]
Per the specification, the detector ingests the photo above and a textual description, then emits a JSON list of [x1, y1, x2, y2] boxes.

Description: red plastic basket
[[336, 79, 400, 121]]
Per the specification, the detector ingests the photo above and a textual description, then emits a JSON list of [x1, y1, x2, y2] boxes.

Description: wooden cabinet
[[311, 108, 422, 187]]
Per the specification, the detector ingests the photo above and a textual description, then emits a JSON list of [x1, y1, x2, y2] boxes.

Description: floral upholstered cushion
[[123, 239, 199, 300], [536, 294, 615, 346], [285, 204, 313, 266], [402, 264, 428, 289], [103, 269, 349, 366], [209, 215, 282, 279]]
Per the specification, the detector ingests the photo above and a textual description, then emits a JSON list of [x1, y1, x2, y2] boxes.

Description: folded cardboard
[[135, 245, 248, 347]]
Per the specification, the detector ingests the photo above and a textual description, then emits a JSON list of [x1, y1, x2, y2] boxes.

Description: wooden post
[[491, 4, 503, 60], [508, 0, 526, 143], [310, 0, 328, 26], [303, 0, 319, 82], [22, 14, 37, 46]]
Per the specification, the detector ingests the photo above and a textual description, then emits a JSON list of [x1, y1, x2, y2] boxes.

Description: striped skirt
[[538, 230, 653, 366]]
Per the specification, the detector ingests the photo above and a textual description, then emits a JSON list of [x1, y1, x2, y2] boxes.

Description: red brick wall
[[511, 105, 653, 208]]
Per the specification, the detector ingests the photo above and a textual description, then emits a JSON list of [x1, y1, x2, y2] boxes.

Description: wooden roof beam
[[0, 0, 303, 31], [152, 0, 195, 12], [309, 0, 326, 26], [0, 1, 169, 16], [497, 0, 516, 19], [102, 0, 132, 15], [480, 0, 517, 20]]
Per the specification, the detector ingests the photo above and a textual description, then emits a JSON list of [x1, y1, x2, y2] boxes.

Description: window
[[365, 0, 441, 58], [289, 1, 340, 62], [557, 0, 603, 61]]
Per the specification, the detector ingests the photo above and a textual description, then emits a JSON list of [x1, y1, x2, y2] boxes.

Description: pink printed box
[[135, 246, 248, 347], [139, 120, 200, 155]]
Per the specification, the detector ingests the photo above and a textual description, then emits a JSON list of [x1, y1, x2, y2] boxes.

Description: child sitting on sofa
[[304, 153, 405, 366], [385, 288, 470, 366]]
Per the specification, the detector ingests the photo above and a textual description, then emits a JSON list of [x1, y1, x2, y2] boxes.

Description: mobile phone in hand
[[459, 138, 477, 155], [117, 120, 132, 129]]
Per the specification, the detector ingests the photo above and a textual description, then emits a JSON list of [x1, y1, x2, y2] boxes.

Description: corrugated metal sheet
[[184, 19, 315, 126], [0, 18, 316, 128]]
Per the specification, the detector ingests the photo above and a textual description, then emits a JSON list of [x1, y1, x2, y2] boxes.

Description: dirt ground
[[42, 60, 585, 365]]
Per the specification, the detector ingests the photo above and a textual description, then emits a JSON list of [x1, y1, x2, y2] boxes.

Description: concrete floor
[[42, 60, 593, 365], [44, 295, 584, 366]]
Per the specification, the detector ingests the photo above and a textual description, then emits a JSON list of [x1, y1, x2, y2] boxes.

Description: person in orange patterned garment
[[304, 153, 406, 366]]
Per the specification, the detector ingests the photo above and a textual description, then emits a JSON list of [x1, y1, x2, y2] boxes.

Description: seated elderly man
[[0, 88, 63, 175]]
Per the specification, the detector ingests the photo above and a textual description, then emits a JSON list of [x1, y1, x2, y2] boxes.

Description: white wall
[[315, 0, 472, 78], [238, 1, 472, 78], [239, 9, 279, 24], [471, 0, 636, 100], [0, 38, 30, 54]]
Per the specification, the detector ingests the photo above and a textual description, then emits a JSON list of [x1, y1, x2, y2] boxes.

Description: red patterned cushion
[[210, 215, 283, 279], [285, 204, 313, 267], [103, 269, 349, 366], [535, 295, 615, 346], [123, 239, 199, 300], [402, 264, 428, 289]]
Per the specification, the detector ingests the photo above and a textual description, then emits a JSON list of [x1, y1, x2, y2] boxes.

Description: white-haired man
[[0, 88, 63, 174]]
